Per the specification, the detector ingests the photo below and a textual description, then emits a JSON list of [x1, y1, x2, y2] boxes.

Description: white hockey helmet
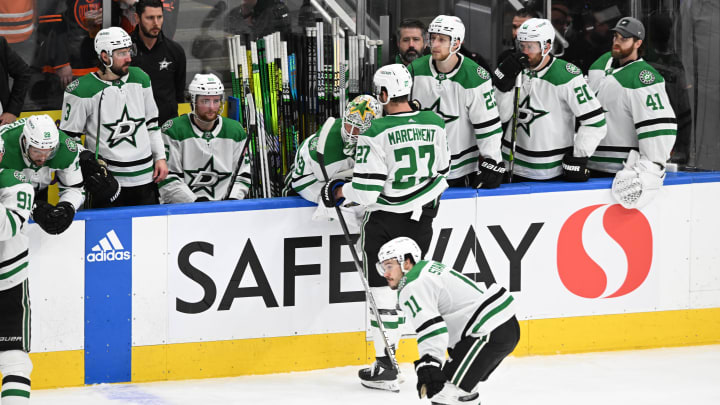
[[341, 95, 382, 153], [428, 15, 465, 53], [188, 73, 225, 114], [373, 64, 412, 105], [516, 18, 555, 58], [21, 115, 60, 160], [376, 236, 422, 276], [94, 27, 134, 68]]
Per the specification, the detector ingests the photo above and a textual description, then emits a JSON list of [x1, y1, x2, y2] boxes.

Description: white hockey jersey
[[60, 67, 165, 187], [398, 260, 515, 363], [0, 119, 84, 210], [409, 54, 503, 180], [0, 169, 34, 291], [159, 114, 251, 203], [495, 57, 607, 180], [283, 118, 355, 203], [341, 110, 449, 215], [587, 52, 677, 172]]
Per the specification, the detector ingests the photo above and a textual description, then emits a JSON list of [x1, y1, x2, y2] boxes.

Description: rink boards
[[24, 172, 720, 388]]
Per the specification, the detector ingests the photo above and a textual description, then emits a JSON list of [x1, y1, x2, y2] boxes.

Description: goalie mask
[[376, 236, 422, 277], [94, 27, 135, 69], [341, 95, 382, 156], [373, 64, 413, 105], [188, 73, 225, 116], [516, 18, 555, 59], [21, 115, 60, 164]]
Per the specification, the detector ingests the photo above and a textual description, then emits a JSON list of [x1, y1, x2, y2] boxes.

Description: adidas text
[[87, 250, 131, 262]]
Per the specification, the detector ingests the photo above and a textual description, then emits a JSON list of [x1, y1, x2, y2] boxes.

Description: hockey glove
[[493, 52, 528, 92], [471, 158, 506, 189], [79, 150, 121, 205], [562, 155, 591, 182], [321, 179, 345, 208], [414, 354, 446, 399], [33, 201, 75, 235]]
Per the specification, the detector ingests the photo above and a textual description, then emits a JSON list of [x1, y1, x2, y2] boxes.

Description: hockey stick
[[508, 73, 522, 183], [222, 138, 250, 200], [315, 117, 403, 380]]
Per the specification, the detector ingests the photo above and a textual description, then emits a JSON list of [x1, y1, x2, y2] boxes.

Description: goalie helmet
[[188, 73, 225, 114], [373, 64, 412, 104], [94, 27, 134, 67], [341, 95, 382, 154], [428, 15, 465, 51], [516, 18, 555, 58], [376, 236, 422, 276], [21, 115, 60, 160]]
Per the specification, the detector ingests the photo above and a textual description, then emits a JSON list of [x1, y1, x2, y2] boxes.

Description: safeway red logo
[[557, 204, 652, 298]]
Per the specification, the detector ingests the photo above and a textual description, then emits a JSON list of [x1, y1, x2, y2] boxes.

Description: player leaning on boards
[[493, 18, 607, 182], [283, 94, 382, 224], [587, 17, 676, 209], [408, 15, 504, 189], [0, 135, 36, 405], [378, 237, 518, 405], [60, 27, 168, 208], [321, 64, 450, 393], [159, 73, 251, 203], [0, 115, 83, 235]]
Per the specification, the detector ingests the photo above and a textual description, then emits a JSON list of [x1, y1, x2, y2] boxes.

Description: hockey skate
[[358, 356, 400, 392], [429, 383, 480, 405]]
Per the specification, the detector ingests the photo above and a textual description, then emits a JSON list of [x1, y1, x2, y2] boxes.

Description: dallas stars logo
[[185, 156, 231, 198], [103, 106, 145, 148], [347, 98, 377, 121], [517, 95, 549, 137], [427, 98, 458, 124], [159, 58, 173, 71]]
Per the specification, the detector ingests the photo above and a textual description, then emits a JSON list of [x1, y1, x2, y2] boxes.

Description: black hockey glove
[[320, 179, 345, 208], [33, 201, 75, 235], [79, 150, 121, 205], [414, 354, 446, 399], [471, 158, 506, 189], [562, 155, 591, 182], [493, 52, 529, 92]]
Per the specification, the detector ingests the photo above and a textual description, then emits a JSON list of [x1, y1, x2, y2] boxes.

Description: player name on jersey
[[388, 127, 436, 145]]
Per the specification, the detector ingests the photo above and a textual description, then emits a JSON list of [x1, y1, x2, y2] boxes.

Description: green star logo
[[185, 156, 232, 198], [103, 105, 146, 148], [427, 98, 459, 124], [517, 95, 549, 138], [348, 99, 377, 121]]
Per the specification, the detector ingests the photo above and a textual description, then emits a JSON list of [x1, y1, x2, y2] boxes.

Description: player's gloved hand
[[33, 201, 75, 235], [471, 158, 506, 189], [195, 196, 210, 202], [562, 155, 590, 182], [321, 179, 345, 208], [414, 354, 446, 399], [79, 150, 121, 204], [493, 52, 529, 92]]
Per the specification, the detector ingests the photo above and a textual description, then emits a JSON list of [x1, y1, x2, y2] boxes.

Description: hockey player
[[0, 114, 84, 235], [60, 26, 168, 207], [0, 135, 36, 405], [283, 94, 382, 204], [586, 17, 676, 209], [493, 18, 607, 182], [408, 15, 504, 189], [378, 236, 518, 405], [321, 64, 450, 392], [159, 73, 251, 203]]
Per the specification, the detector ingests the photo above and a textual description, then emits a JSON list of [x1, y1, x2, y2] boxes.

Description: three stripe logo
[[86, 230, 131, 262]]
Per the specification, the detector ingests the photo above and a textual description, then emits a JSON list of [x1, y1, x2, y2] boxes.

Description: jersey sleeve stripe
[[596, 145, 638, 153], [293, 178, 317, 192], [147, 118, 159, 127], [353, 172, 388, 181], [0, 249, 28, 269], [586, 118, 606, 128], [462, 287, 510, 337], [451, 145, 479, 160], [502, 139, 574, 157], [106, 154, 154, 167], [449, 270, 483, 293], [415, 316, 444, 334], [472, 117, 500, 129], [378, 176, 443, 203], [471, 295, 514, 334], [352, 182, 384, 192], [638, 129, 677, 139], [417, 327, 448, 344], [635, 117, 677, 129], [109, 166, 154, 177], [577, 107, 604, 122], [475, 127, 503, 139], [0, 262, 28, 281], [5, 209, 17, 237]]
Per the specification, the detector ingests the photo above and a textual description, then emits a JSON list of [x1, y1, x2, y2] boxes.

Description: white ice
[[30, 345, 720, 405]]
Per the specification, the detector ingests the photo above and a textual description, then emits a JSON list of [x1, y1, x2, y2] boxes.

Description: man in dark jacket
[[131, 0, 187, 126], [0, 37, 30, 125]]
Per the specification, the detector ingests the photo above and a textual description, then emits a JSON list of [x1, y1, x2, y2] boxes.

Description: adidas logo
[[86, 230, 131, 262], [408, 118, 415, 122]]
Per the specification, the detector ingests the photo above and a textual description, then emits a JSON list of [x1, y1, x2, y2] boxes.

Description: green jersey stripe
[[0, 262, 28, 280], [5, 209, 16, 236], [1, 389, 30, 398], [417, 327, 448, 344], [502, 153, 563, 169], [471, 296, 515, 334], [450, 270, 482, 293], [476, 127, 503, 139], [110, 166, 154, 177], [638, 129, 677, 139], [352, 182, 384, 192], [450, 157, 476, 171], [587, 118, 607, 128]]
